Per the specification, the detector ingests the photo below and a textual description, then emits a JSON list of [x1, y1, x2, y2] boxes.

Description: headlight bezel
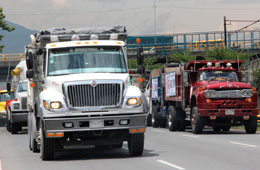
[[241, 89, 253, 98], [125, 96, 142, 107], [204, 90, 217, 98], [43, 100, 63, 111]]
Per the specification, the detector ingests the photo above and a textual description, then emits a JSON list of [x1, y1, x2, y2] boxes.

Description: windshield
[[198, 70, 239, 82], [48, 46, 127, 76], [17, 82, 28, 92], [0, 92, 15, 102]]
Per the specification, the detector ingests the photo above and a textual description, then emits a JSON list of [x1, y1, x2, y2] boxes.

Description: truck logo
[[91, 81, 97, 87], [227, 84, 232, 87]]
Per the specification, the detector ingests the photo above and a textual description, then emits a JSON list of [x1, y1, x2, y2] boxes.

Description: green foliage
[[128, 56, 163, 70], [169, 52, 194, 63], [206, 47, 252, 63], [0, 7, 15, 52]]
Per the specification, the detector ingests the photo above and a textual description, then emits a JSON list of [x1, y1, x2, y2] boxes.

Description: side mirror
[[137, 46, 144, 65], [26, 51, 34, 70], [7, 82, 11, 92], [26, 69, 34, 79]]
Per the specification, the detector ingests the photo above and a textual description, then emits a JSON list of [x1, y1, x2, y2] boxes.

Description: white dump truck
[[6, 60, 29, 134], [25, 26, 147, 160]]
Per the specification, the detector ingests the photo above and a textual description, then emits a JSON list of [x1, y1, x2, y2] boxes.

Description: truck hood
[[204, 81, 251, 90], [45, 73, 130, 94]]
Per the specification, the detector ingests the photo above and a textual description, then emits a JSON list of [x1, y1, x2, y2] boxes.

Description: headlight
[[43, 100, 62, 110], [50, 102, 62, 109], [14, 103, 20, 109], [242, 89, 253, 97], [204, 90, 217, 98], [126, 97, 142, 106]]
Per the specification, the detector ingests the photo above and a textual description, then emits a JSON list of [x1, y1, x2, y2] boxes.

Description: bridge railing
[[0, 53, 24, 62]]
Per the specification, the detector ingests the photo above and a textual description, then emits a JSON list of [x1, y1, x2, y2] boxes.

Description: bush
[[253, 69, 260, 93]]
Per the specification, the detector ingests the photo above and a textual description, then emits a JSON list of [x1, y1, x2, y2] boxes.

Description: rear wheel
[[191, 107, 204, 134], [152, 105, 159, 128], [128, 133, 144, 156], [6, 110, 10, 132], [168, 106, 178, 131], [245, 116, 257, 134], [10, 122, 19, 134], [40, 120, 55, 160]]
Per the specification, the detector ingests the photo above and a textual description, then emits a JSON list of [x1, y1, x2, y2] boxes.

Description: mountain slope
[[0, 21, 37, 54]]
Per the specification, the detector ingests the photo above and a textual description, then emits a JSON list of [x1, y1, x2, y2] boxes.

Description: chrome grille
[[21, 97, 27, 109], [64, 80, 123, 108]]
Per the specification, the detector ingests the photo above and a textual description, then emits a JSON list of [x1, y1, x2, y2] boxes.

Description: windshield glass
[[198, 70, 239, 82], [0, 92, 15, 102], [48, 46, 127, 76], [17, 82, 28, 92]]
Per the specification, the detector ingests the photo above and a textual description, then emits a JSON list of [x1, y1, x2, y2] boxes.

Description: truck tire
[[191, 107, 204, 134], [222, 126, 231, 132], [177, 109, 186, 131], [6, 111, 10, 132], [168, 106, 178, 131], [146, 113, 152, 126], [128, 133, 144, 156], [10, 122, 19, 134], [245, 116, 257, 134], [40, 121, 55, 160], [28, 114, 39, 152], [152, 105, 159, 128]]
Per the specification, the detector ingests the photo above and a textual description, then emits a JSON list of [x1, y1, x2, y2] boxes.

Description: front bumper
[[198, 108, 259, 117], [43, 113, 146, 133], [11, 112, 28, 123]]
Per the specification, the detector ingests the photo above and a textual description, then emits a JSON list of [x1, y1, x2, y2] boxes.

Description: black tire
[[177, 109, 186, 131], [213, 126, 221, 132], [11, 122, 19, 134], [152, 105, 159, 128], [168, 106, 178, 131], [191, 107, 204, 134], [6, 111, 10, 132], [245, 116, 257, 134], [112, 142, 123, 149], [28, 114, 40, 152], [222, 126, 231, 132], [40, 121, 55, 160], [128, 133, 144, 156], [146, 113, 152, 126]]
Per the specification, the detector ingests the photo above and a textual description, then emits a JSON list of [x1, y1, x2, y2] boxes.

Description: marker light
[[110, 33, 118, 40], [90, 34, 99, 40], [136, 38, 141, 44], [43, 101, 50, 110], [71, 34, 80, 41], [206, 99, 211, 103]]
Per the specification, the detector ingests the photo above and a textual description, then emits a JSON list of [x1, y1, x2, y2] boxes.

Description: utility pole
[[224, 16, 227, 47], [153, 0, 157, 35]]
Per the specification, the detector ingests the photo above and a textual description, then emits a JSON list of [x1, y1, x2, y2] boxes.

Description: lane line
[[152, 129, 166, 133], [157, 160, 185, 170], [182, 134, 199, 138], [229, 141, 258, 148]]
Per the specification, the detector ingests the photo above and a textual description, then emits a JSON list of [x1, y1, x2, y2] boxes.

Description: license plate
[[89, 120, 104, 128], [225, 110, 235, 115]]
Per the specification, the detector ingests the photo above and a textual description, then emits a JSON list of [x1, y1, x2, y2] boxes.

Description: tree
[[0, 7, 15, 52]]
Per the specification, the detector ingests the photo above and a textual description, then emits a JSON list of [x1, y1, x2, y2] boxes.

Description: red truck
[[150, 60, 259, 134]]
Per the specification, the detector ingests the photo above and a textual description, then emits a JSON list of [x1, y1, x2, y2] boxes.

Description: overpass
[[0, 53, 24, 89]]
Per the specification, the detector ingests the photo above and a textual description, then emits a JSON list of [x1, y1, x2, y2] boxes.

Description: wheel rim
[[152, 114, 155, 124]]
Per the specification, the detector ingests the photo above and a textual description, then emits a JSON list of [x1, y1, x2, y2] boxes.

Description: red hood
[[203, 81, 251, 90]]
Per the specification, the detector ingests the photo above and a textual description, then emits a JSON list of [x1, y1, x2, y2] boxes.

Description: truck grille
[[64, 80, 123, 108], [21, 97, 27, 110]]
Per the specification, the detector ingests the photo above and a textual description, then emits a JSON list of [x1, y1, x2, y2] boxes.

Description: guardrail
[[0, 53, 24, 62]]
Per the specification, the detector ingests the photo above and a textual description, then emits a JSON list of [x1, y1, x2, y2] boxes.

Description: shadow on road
[[54, 145, 158, 161], [185, 128, 260, 135]]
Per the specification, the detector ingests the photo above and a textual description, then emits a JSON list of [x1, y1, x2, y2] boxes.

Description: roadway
[[0, 116, 260, 170]]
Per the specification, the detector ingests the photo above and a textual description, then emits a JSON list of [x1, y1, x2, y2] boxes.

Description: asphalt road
[[0, 117, 260, 170]]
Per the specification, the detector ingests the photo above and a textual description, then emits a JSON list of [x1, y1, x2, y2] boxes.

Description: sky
[[1, 0, 260, 35]]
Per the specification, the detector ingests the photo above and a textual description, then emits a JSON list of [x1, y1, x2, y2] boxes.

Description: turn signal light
[[206, 99, 211, 103], [253, 87, 256, 91], [130, 129, 137, 133], [210, 116, 216, 120], [246, 98, 252, 102], [46, 133, 55, 137], [243, 116, 250, 120]]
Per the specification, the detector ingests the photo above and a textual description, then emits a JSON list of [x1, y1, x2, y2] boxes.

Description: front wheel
[[40, 121, 55, 160], [128, 133, 144, 156], [191, 107, 204, 134], [245, 116, 257, 134]]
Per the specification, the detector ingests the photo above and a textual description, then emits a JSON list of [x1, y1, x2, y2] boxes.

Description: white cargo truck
[[25, 26, 147, 160], [6, 60, 29, 134]]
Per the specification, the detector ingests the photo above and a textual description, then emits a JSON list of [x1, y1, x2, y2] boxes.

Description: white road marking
[[229, 141, 258, 148], [157, 160, 185, 170], [152, 129, 166, 133], [0, 160, 2, 170], [182, 134, 199, 138]]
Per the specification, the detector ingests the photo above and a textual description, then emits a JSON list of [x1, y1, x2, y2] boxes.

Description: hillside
[[0, 21, 37, 54]]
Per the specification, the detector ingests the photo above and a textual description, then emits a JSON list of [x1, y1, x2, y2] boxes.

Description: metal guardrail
[[0, 53, 24, 62]]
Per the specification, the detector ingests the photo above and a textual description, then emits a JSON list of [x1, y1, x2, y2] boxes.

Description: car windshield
[[0, 92, 15, 102], [48, 46, 127, 76], [17, 82, 28, 92], [198, 70, 239, 82]]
